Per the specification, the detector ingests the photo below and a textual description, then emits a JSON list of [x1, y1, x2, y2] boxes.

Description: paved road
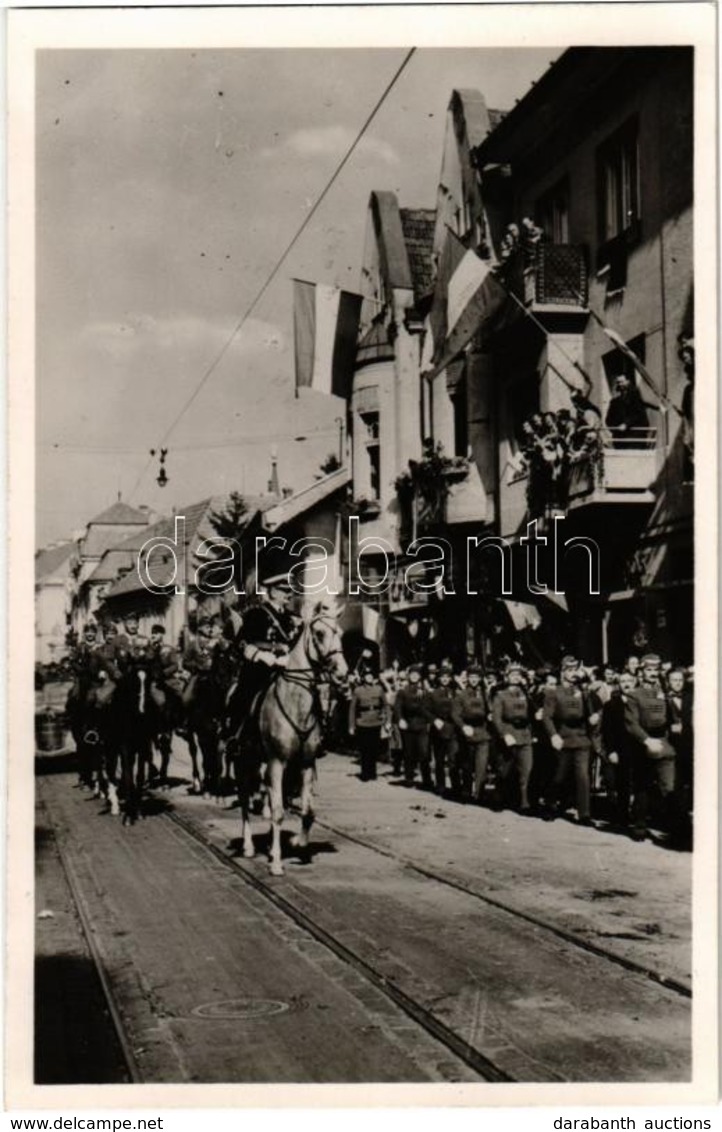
[[35, 746, 691, 1085]]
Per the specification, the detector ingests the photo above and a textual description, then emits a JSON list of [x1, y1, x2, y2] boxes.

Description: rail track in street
[[36, 763, 691, 1086], [165, 808, 515, 1083], [303, 812, 692, 1000]]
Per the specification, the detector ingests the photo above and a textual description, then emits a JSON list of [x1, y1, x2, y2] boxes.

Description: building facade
[[348, 47, 694, 667]]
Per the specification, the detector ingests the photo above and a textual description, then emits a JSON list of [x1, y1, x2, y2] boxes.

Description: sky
[[36, 46, 559, 546]]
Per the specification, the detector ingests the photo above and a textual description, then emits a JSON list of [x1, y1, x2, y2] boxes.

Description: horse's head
[[305, 601, 348, 690]]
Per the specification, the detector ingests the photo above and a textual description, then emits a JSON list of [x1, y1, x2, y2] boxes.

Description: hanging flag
[[429, 228, 467, 359], [447, 247, 493, 336], [362, 604, 380, 643], [502, 600, 542, 632], [424, 230, 506, 382], [293, 280, 362, 400]]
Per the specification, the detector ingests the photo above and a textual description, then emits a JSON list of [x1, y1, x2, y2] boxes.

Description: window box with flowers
[[394, 441, 470, 541]]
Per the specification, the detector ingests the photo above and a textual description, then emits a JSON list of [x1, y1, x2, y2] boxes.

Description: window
[[602, 333, 646, 388], [536, 178, 570, 244], [360, 411, 381, 499], [597, 118, 640, 246]]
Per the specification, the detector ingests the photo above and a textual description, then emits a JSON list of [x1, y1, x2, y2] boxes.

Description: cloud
[[261, 125, 399, 167]]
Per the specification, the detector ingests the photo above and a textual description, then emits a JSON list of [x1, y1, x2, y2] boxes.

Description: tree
[[207, 492, 250, 593]]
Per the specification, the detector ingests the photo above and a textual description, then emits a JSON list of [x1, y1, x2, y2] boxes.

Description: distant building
[[69, 498, 151, 632], [35, 541, 74, 664]]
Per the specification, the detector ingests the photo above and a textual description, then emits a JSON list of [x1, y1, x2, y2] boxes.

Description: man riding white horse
[[224, 573, 301, 767]]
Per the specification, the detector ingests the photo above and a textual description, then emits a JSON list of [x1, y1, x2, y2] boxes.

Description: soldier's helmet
[[561, 655, 579, 670], [466, 661, 482, 677], [151, 623, 166, 636], [641, 653, 662, 670]]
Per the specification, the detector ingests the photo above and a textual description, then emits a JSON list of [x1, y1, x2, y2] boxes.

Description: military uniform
[[542, 682, 595, 821], [349, 679, 387, 781], [491, 680, 533, 811], [452, 681, 490, 802], [393, 679, 433, 788], [600, 688, 634, 823], [624, 678, 676, 838], [225, 595, 299, 743], [427, 681, 459, 794]]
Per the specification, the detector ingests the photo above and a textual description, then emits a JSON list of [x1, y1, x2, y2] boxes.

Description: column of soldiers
[[347, 651, 693, 846], [63, 607, 693, 846]]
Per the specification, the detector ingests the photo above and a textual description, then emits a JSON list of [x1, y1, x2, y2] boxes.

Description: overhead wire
[[128, 46, 417, 501]]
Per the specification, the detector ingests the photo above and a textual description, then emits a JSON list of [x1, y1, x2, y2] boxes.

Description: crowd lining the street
[[41, 593, 694, 849]]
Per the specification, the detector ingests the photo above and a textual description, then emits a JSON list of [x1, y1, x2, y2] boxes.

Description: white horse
[[240, 601, 348, 876]]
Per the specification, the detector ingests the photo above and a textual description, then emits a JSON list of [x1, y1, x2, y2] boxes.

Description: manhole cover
[[192, 998, 290, 1020]]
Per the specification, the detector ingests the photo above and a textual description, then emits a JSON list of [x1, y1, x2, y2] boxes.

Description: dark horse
[[184, 668, 227, 798], [112, 665, 168, 824], [235, 601, 348, 876]]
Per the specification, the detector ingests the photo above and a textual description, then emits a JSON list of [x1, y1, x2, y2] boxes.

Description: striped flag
[[293, 280, 363, 400], [424, 229, 506, 382]]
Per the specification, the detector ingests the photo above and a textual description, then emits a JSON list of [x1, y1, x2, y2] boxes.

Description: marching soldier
[[393, 663, 433, 790], [624, 653, 678, 842], [427, 659, 460, 796], [451, 661, 491, 804], [542, 656, 599, 826], [600, 669, 637, 827], [348, 657, 388, 781], [491, 661, 534, 814]]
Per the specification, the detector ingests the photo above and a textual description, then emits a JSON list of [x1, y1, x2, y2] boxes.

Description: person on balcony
[[604, 375, 653, 448]]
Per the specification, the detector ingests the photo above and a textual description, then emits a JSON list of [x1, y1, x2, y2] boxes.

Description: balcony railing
[[503, 243, 588, 310], [532, 243, 588, 307], [499, 428, 658, 536]]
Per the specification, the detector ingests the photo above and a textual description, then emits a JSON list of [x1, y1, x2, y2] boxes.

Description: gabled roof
[[399, 208, 436, 301], [262, 468, 351, 532], [88, 500, 149, 527], [102, 493, 275, 598], [35, 541, 74, 584]]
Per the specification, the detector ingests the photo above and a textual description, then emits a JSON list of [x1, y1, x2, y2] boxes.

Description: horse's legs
[[120, 742, 136, 825], [187, 730, 202, 794], [290, 765, 315, 862], [267, 758, 285, 877], [199, 729, 220, 799]]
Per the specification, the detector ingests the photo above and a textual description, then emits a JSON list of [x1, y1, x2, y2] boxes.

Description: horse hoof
[[270, 861, 284, 877]]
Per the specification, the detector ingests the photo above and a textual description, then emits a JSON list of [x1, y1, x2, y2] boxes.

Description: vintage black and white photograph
[[11, 3, 717, 1104]]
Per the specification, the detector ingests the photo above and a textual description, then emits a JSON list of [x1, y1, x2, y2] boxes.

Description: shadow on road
[[35, 953, 129, 1084]]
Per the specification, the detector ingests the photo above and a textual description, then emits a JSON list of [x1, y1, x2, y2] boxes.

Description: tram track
[[164, 808, 516, 1083], [303, 812, 692, 1001], [37, 796, 142, 1084]]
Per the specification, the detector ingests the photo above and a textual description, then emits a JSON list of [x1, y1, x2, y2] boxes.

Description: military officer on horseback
[[114, 610, 151, 670], [228, 573, 301, 735]]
